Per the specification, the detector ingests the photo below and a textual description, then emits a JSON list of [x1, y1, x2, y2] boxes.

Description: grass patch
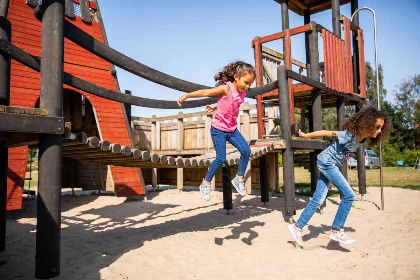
[[279, 166, 420, 194]]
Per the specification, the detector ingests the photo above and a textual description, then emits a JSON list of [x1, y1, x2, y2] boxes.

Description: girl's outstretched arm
[[299, 129, 339, 139], [177, 85, 227, 106]]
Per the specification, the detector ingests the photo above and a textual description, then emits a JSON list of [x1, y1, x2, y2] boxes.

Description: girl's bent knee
[[242, 146, 251, 157]]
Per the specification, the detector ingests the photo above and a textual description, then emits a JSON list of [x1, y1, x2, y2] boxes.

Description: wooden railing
[[131, 103, 276, 153]]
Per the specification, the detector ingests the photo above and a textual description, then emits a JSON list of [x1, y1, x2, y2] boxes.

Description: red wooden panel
[[358, 29, 366, 98], [7, 0, 145, 200], [7, 198, 22, 211], [339, 40, 344, 93], [322, 29, 328, 88]]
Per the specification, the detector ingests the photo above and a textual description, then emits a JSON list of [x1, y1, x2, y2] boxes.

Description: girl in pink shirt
[[177, 61, 255, 200]]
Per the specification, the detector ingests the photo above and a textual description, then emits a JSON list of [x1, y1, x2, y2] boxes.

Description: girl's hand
[[298, 129, 308, 138], [206, 104, 217, 112], [177, 94, 188, 106]]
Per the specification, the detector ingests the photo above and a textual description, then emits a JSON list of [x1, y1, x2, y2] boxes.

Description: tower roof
[[274, 0, 351, 15]]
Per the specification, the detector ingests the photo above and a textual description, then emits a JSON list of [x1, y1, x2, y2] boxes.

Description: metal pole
[[0, 0, 11, 253], [351, 7, 384, 210], [36, 0, 64, 278]]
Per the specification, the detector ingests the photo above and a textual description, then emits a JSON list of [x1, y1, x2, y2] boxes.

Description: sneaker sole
[[231, 179, 246, 196], [288, 224, 304, 247], [328, 234, 355, 245]]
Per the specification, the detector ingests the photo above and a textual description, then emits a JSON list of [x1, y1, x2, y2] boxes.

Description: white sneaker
[[288, 223, 304, 247], [231, 176, 246, 196], [199, 180, 211, 201], [328, 229, 356, 245]]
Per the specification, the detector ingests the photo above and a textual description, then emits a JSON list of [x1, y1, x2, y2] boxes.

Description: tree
[[394, 74, 420, 130], [365, 62, 387, 108]]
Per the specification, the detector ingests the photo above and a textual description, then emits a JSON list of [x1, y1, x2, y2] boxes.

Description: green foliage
[[278, 153, 282, 167], [394, 74, 420, 130], [365, 62, 387, 107], [379, 143, 400, 167], [376, 143, 420, 167], [402, 149, 420, 167]]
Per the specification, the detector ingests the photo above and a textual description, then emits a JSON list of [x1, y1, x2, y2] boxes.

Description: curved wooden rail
[[0, 39, 277, 108]]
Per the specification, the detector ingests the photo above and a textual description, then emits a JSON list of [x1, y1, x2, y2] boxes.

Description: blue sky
[[98, 0, 420, 117]]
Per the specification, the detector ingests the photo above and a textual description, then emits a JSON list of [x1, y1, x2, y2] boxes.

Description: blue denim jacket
[[317, 130, 361, 167]]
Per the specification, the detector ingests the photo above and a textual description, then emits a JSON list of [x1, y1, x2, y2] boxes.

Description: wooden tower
[[6, 0, 145, 210]]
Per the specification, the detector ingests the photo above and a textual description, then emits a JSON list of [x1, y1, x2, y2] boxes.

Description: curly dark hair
[[342, 107, 391, 145], [214, 61, 256, 86]]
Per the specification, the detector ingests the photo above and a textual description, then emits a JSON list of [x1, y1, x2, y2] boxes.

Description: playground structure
[[0, 0, 369, 278]]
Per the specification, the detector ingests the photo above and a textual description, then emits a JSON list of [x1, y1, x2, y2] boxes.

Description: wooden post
[[242, 102, 252, 194], [268, 153, 278, 192], [124, 90, 132, 125], [152, 168, 158, 190], [267, 106, 276, 135], [304, 9, 310, 73], [351, 0, 360, 94], [151, 115, 156, 150], [244, 160, 252, 194], [80, 0, 91, 23], [254, 37, 264, 139], [177, 168, 183, 191], [300, 108, 305, 132], [205, 112, 212, 151], [308, 22, 322, 200], [36, 1, 64, 278], [351, 0, 366, 199], [0, 0, 11, 252], [242, 102, 250, 141], [222, 166, 233, 213], [177, 112, 184, 152], [281, 0, 289, 31], [278, 65, 295, 221], [156, 120, 161, 150], [210, 176, 216, 191], [356, 104, 367, 198], [260, 155, 269, 204]]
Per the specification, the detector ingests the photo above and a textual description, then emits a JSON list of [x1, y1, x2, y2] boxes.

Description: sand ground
[[0, 186, 419, 280]]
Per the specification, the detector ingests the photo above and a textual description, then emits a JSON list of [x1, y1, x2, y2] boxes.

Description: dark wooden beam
[[36, 1, 64, 278], [222, 166, 233, 213], [290, 139, 327, 150], [0, 39, 278, 108], [278, 65, 295, 220], [260, 154, 269, 203], [0, 112, 64, 134], [0, 1, 10, 253]]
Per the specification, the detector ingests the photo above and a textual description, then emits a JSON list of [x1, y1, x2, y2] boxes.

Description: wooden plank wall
[[7, 0, 144, 210], [133, 109, 261, 151]]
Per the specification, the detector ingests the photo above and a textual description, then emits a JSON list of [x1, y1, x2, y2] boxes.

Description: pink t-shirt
[[211, 81, 246, 132]]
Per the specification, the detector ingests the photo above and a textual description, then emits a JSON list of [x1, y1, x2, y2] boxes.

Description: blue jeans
[[295, 161, 356, 230], [205, 126, 251, 181]]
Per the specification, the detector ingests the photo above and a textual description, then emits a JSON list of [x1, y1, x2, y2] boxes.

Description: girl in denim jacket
[[288, 107, 390, 247], [177, 61, 255, 201]]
